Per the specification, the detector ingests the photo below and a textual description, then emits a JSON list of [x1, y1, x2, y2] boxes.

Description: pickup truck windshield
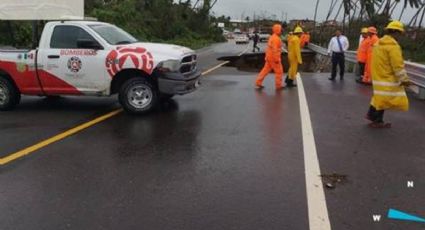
[[89, 24, 138, 45]]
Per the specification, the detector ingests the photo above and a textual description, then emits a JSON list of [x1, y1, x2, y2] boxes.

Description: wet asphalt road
[[1, 40, 425, 230], [303, 74, 425, 230]]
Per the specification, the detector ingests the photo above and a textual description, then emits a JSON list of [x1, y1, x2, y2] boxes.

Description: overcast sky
[[210, 0, 417, 24]]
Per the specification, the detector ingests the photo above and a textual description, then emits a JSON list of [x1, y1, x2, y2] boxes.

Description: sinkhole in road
[[217, 50, 320, 73]]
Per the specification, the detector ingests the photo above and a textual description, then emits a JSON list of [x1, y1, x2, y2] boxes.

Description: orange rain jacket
[[300, 33, 310, 48], [357, 37, 368, 63], [265, 25, 283, 63], [364, 34, 379, 83]]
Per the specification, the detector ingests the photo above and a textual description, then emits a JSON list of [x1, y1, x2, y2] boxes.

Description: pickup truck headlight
[[158, 60, 181, 73]]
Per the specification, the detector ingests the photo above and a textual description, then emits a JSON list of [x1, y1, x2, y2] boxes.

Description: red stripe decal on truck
[[0, 60, 82, 95], [105, 47, 154, 78]]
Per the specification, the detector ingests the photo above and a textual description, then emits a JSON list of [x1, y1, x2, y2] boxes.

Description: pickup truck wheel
[[119, 78, 158, 114], [0, 77, 21, 111]]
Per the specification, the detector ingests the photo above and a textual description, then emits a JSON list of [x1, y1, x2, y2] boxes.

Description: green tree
[[0, 0, 224, 49]]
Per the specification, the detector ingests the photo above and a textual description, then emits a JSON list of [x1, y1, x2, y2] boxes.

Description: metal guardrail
[[307, 43, 425, 96], [307, 43, 328, 55], [405, 61, 425, 89], [307, 43, 358, 64]]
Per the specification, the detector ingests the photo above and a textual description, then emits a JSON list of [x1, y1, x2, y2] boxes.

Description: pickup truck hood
[[119, 42, 195, 61]]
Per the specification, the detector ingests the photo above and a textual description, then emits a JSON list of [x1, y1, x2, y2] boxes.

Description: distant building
[[230, 19, 249, 28], [230, 19, 249, 24]]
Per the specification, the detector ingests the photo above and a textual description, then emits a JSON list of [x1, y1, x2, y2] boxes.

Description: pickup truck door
[[37, 25, 109, 95]]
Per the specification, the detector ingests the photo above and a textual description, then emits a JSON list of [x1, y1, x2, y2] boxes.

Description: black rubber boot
[[286, 79, 297, 88]]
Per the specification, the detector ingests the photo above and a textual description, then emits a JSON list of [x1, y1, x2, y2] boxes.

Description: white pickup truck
[[0, 21, 201, 114]]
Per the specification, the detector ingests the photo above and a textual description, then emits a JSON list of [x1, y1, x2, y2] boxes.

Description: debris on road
[[321, 173, 348, 189], [325, 183, 335, 189]]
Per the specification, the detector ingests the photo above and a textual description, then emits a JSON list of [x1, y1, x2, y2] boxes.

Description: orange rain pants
[[256, 61, 284, 88]]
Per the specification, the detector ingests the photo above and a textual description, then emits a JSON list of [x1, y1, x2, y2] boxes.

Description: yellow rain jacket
[[288, 35, 302, 80], [370, 35, 409, 111]]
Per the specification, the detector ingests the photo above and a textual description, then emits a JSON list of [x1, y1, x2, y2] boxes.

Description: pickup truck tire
[[0, 77, 21, 111], [119, 78, 158, 114]]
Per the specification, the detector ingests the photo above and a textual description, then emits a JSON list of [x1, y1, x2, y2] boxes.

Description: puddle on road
[[217, 50, 320, 73]]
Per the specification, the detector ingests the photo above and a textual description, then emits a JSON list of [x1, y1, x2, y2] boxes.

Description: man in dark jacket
[[253, 31, 260, 52]]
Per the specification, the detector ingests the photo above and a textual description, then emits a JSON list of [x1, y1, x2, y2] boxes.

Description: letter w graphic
[[373, 215, 382, 222]]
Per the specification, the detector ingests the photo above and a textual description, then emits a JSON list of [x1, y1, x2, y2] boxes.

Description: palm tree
[[313, 0, 321, 36], [314, 0, 320, 24], [358, 0, 422, 19]]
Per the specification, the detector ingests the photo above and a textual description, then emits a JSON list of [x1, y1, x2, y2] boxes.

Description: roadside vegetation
[[0, 0, 226, 50]]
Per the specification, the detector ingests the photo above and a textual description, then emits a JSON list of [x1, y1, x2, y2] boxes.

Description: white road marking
[[297, 75, 332, 230], [238, 44, 251, 56]]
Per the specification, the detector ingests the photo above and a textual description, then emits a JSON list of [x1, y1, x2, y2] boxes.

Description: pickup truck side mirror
[[77, 39, 103, 50]]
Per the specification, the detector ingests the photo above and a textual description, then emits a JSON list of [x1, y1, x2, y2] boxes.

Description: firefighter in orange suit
[[363, 26, 379, 84], [286, 27, 303, 88], [255, 24, 284, 90]]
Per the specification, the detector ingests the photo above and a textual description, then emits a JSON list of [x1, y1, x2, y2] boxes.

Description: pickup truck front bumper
[[157, 70, 202, 95]]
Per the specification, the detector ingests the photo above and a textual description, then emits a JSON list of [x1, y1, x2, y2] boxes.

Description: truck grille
[[180, 54, 197, 76]]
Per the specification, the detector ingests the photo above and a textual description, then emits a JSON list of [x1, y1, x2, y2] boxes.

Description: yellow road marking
[[201, 61, 230, 76], [0, 50, 244, 166], [0, 109, 123, 165]]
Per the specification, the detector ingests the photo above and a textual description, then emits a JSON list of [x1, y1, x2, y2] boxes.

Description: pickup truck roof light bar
[[60, 17, 98, 23]]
